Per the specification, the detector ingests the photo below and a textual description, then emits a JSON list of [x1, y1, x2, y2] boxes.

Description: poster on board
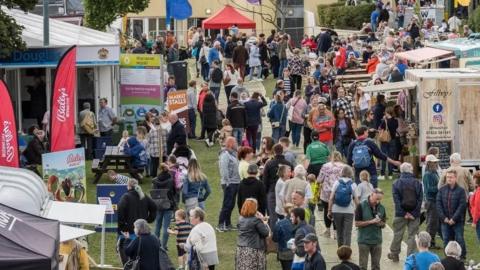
[[42, 148, 86, 203], [120, 54, 162, 134], [167, 90, 190, 133]]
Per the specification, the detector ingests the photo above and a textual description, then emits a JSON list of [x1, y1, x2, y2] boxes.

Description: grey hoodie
[[219, 148, 241, 186]]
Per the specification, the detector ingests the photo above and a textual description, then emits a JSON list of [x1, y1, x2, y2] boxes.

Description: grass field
[[86, 76, 480, 268]]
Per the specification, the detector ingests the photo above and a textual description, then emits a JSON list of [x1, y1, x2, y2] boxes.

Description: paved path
[[189, 62, 406, 269]]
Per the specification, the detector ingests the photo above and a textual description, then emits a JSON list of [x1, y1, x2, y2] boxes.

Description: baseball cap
[[301, 233, 318, 243], [426, 155, 440, 162], [247, 164, 259, 174]]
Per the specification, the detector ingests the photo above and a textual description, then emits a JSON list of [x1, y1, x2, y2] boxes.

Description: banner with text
[[167, 90, 190, 133], [50, 46, 76, 152], [42, 148, 86, 203], [120, 54, 162, 134], [0, 80, 19, 167]]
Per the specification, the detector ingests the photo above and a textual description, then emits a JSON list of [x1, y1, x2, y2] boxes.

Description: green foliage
[[468, 7, 480, 32], [317, 3, 375, 30], [84, 0, 150, 31], [0, 0, 36, 58]]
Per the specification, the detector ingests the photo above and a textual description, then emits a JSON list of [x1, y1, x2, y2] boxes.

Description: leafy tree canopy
[[84, 0, 150, 31], [0, 0, 36, 58]]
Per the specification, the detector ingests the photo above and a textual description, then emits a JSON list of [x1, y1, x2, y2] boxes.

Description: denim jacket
[[182, 177, 211, 202]]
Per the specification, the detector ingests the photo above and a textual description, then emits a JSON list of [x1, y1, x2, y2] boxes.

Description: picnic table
[[91, 146, 143, 184]]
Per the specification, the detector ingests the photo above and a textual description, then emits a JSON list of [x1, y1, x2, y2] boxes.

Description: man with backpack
[[327, 165, 359, 247], [388, 162, 423, 262], [347, 126, 401, 188], [78, 102, 96, 160], [290, 208, 318, 270], [209, 60, 223, 101]]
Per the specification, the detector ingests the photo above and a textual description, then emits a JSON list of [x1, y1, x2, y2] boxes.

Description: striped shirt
[[175, 221, 192, 244], [114, 174, 130, 185]]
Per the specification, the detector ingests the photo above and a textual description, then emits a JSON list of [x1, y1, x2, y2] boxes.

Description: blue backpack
[[352, 140, 371, 169], [334, 180, 353, 207]]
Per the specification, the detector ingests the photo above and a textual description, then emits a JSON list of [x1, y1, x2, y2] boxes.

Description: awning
[[395, 47, 454, 63], [360, 81, 417, 93], [202, 5, 256, 29]]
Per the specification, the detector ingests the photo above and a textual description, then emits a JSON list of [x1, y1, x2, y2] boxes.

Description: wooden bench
[[345, 68, 366, 75], [336, 74, 372, 83]]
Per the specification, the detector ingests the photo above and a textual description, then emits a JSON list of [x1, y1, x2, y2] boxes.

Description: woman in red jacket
[[470, 171, 480, 241]]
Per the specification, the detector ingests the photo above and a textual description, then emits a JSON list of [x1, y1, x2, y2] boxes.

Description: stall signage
[[422, 88, 453, 141], [426, 141, 452, 169]]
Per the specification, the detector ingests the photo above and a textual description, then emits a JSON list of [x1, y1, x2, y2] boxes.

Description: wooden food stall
[[361, 68, 480, 169]]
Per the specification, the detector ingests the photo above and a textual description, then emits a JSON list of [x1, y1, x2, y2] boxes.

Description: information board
[[426, 141, 452, 169]]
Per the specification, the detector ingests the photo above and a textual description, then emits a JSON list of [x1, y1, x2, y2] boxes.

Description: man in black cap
[[237, 164, 267, 214], [303, 233, 327, 270]]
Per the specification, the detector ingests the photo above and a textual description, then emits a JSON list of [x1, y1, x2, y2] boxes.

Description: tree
[[0, 0, 36, 58], [229, 0, 290, 31], [84, 0, 150, 31]]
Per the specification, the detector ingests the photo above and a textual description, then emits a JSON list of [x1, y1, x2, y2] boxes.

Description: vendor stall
[[361, 68, 480, 169], [395, 47, 455, 68], [427, 37, 480, 68]]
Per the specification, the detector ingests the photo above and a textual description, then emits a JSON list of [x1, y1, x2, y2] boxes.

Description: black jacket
[[152, 171, 177, 211], [237, 177, 267, 214], [305, 251, 327, 270], [202, 97, 218, 129], [436, 184, 467, 223], [331, 261, 360, 270], [226, 100, 247, 128], [117, 190, 157, 233], [316, 32, 332, 54], [167, 120, 187, 155], [125, 233, 161, 270], [441, 256, 466, 270], [23, 136, 45, 165], [258, 41, 269, 62], [224, 41, 236, 58], [262, 155, 293, 193]]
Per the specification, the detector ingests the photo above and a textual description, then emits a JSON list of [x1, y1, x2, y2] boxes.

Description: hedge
[[317, 3, 376, 30]]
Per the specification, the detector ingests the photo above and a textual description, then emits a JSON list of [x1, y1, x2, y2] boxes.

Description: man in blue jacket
[[436, 169, 467, 259], [387, 162, 423, 262]]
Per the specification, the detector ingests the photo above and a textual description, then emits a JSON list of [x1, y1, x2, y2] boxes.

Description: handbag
[[124, 237, 141, 270], [223, 72, 231, 85], [271, 103, 285, 128], [378, 119, 391, 143], [265, 234, 278, 254]]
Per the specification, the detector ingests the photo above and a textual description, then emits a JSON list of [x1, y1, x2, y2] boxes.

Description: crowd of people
[[17, 2, 480, 269]]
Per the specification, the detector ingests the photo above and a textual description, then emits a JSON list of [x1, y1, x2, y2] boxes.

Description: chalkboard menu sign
[[426, 141, 452, 169]]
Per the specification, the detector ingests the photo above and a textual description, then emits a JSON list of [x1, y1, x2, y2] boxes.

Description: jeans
[[270, 55, 280, 78], [150, 157, 159, 177], [335, 138, 350, 159], [225, 85, 235, 104], [80, 134, 94, 160], [201, 62, 210, 81], [321, 200, 336, 229], [389, 217, 420, 256], [218, 184, 239, 227], [272, 126, 286, 143], [267, 191, 278, 228], [232, 128, 244, 146], [246, 125, 259, 151], [441, 222, 466, 258], [188, 108, 196, 138], [278, 59, 288, 75], [255, 126, 262, 151], [425, 200, 440, 245], [358, 244, 382, 270], [332, 212, 354, 247], [289, 122, 303, 147], [381, 139, 398, 176], [210, 86, 221, 101], [249, 65, 262, 80], [308, 203, 316, 226], [398, 16, 405, 29], [291, 74, 302, 91], [154, 210, 173, 248], [199, 200, 205, 210]]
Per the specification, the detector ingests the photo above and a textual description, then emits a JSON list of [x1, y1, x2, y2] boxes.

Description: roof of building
[[3, 7, 117, 47]]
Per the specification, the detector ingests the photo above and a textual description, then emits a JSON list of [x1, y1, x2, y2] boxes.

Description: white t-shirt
[[224, 70, 239, 87], [331, 178, 358, 214], [359, 93, 371, 111]]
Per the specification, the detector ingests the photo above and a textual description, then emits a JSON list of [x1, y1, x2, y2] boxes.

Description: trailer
[[361, 68, 480, 170]]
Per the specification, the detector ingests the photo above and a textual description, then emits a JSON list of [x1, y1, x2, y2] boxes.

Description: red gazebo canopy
[[202, 5, 256, 29]]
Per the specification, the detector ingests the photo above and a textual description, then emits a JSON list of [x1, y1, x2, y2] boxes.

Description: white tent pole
[[100, 216, 106, 266]]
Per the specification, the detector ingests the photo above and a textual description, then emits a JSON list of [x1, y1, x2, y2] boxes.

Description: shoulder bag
[[378, 118, 391, 143], [271, 104, 285, 128], [287, 98, 301, 122], [124, 237, 141, 270]]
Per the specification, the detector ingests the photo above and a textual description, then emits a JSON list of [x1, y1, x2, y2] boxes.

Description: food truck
[[361, 68, 480, 170]]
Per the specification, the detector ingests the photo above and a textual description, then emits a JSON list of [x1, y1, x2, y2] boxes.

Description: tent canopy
[[202, 5, 256, 29], [395, 47, 453, 64], [0, 203, 59, 270]]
